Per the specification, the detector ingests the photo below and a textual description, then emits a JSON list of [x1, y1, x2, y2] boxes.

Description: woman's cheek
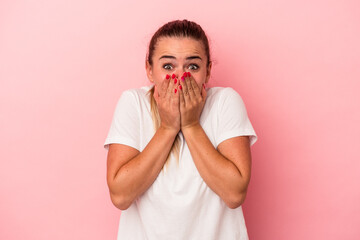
[[192, 74, 204, 88]]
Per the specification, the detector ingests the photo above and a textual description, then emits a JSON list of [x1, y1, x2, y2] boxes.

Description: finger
[[189, 73, 201, 98], [180, 72, 191, 101], [201, 83, 207, 100], [184, 72, 196, 100], [179, 84, 185, 108], [170, 75, 180, 102], [171, 84, 180, 110], [153, 86, 159, 104], [160, 76, 170, 98], [165, 74, 176, 99], [172, 77, 180, 97]]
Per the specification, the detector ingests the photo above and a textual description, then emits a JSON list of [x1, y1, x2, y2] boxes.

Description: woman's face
[[146, 37, 211, 91]]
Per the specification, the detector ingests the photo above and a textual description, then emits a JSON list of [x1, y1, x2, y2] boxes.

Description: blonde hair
[[147, 86, 181, 173]]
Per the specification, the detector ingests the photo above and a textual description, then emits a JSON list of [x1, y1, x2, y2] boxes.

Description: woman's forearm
[[113, 126, 178, 209], [181, 123, 248, 209]]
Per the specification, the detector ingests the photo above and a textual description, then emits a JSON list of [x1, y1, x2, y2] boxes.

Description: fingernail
[[181, 76, 185, 81], [174, 89, 177, 93], [174, 79, 177, 84], [179, 85, 182, 90], [183, 72, 187, 77], [172, 74, 176, 79], [166, 74, 170, 79], [188, 72, 191, 77]]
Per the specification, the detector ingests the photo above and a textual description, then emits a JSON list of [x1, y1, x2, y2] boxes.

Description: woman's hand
[[154, 74, 181, 133], [179, 72, 207, 130]]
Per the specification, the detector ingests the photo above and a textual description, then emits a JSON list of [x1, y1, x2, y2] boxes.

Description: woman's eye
[[188, 64, 199, 70], [163, 64, 173, 70]]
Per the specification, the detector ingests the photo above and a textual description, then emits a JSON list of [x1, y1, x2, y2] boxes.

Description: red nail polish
[[188, 72, 191, 77], [179, 85, 182, 90], [172, 74, 176, 79], [174, 89, 177, 93], [184, 72, 187, 77], [174, 79, 177, 84], [181, 76, 185, 81], [166, 74, 170, 79]]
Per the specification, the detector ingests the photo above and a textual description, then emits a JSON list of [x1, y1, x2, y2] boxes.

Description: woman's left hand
[[179, 72, 207, 130]]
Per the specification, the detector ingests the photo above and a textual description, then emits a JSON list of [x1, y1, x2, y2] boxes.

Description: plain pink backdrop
[[1, 0, 359, 239]]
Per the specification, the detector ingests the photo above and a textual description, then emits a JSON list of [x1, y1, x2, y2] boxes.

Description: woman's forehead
[[154, 37, 205, 57]]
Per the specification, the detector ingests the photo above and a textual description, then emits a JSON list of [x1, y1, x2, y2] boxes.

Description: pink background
[[1, 0, 359, 239]]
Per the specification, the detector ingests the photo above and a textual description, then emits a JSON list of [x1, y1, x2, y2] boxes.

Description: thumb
[[153, 86, 160, 104], [201, 83, 207, 99]]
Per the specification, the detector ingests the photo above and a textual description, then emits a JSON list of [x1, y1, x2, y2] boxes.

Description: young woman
[[104, 19, 258, 240]]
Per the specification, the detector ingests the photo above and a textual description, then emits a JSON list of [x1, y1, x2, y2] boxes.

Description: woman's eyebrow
[[159, 55, 202, 61]]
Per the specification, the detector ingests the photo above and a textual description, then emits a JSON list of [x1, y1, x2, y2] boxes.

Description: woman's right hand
[[153, 74, 181, 134]]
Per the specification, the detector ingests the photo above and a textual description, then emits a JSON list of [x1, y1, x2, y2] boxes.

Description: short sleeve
[[216, 87, 258, 147], [103, 90, 140, 151]]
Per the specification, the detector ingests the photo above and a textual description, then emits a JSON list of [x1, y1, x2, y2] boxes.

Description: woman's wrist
[[158, 124, 180, 136], [181, 122, 201, 135]]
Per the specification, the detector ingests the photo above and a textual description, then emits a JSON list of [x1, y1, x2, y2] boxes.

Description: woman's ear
[[205, 62, 212, 83], [145, 60, 154, 83]]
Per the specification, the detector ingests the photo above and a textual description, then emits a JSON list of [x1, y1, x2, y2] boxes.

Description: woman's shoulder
[[207, 86, 240, 99], [120, 85, 154, 99]]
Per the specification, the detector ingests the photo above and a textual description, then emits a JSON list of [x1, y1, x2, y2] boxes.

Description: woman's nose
[[172, 69, 186, 79]]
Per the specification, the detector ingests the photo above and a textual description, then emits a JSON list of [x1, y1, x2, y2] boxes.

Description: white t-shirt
[[104, 84, 258, 240]]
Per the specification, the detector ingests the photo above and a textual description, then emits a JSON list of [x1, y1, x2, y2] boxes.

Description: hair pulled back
[[147, 19, 211, 67]]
